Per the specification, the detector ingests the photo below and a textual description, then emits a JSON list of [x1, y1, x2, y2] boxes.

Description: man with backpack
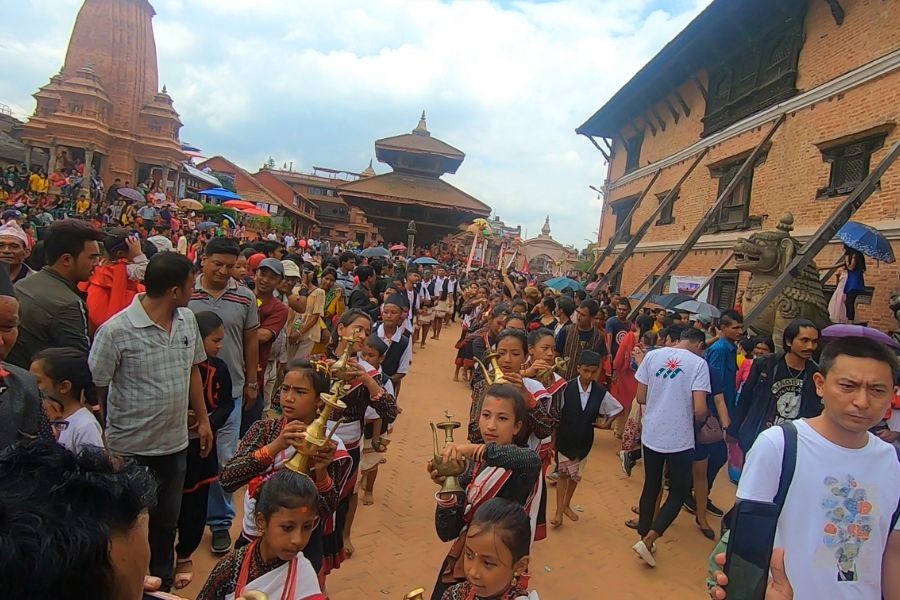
[[727, 318, 822, 454], [712, 336, 900, 598]]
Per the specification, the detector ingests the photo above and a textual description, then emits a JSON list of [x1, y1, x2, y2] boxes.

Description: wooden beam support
[[746, 140, 900, 330], [601, 137, 613, 156], [662, 96, 680, 123], [649, 105, 666, 131], [692, 75, 708, 102], [824, 0, 845, 25], [627, 114, 786, 322], [604, 147, 710, 286], [588, 167, 663, 277], [628, 250, 676, 297], [692, 252, 733, 299], [819, 256, 846, 285], [640, 115, 657, 137]]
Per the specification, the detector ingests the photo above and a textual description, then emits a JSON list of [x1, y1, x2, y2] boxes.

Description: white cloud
[[1, 0, 711, 248]]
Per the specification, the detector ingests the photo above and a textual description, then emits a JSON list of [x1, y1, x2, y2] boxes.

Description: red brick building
[[199, 156, 318, 238], [578, 0, 899, 330]]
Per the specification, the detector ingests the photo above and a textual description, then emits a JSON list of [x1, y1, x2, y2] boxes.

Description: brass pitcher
[[536, 356, 570, 383], [430, 410, 466, 497], [473, 347, 506, 385], [404, 588, 426, 600]]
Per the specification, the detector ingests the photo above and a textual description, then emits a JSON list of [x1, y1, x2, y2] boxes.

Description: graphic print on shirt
[[771, 377, 802, 424], [655, 358, 683, 379], [821, 475, 873, 583]]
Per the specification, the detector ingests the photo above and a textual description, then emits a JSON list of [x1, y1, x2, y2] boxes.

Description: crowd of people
[[0, 190, 897, 600]]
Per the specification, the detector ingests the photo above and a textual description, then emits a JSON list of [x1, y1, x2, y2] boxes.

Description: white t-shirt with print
[[738, 419, 900, 599], [635, 346, 711, 453], [57, 407, 104, 454]]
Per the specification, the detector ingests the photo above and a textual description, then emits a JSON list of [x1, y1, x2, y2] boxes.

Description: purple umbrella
[[821, 324, 900, 349]]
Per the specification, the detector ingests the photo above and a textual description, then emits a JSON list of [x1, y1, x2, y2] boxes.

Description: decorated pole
[[465, 231, 480, 274]]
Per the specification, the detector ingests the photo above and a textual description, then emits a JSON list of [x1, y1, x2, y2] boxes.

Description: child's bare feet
[[343, 537, 354, 558], [550, 515, 563, 527], [564, 507, 579, 521], [363, 491, 374, 505]]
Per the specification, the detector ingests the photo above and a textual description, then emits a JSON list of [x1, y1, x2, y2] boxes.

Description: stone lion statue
[[733, 213, 830, 350]]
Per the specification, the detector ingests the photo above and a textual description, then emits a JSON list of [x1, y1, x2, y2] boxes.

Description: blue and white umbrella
[[413, 256, 440, 266], [836, 221, 895, 263], [199, 187, 243, 201]]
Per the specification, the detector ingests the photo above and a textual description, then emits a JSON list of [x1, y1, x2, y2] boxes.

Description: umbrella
[[675, 299, 722, 319], [390, 244, 407, 252], [221, 213, 237, 227], [543, 276, 584, 291], [197, 221, 219, 230], [360, 246, 391, 259], [835, 221, 895, 263], [240, 207, 271, 217], [821, 324, 900, 349], [223, 200, 256, 210], [199, 187, 243, 201], [647, 292, 694, 309], [413, 256, 440, 266], [117, 187, 144, 203], [177, 198, 203, 211]]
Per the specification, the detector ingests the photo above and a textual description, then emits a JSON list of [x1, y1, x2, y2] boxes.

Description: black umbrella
[[360, 246, 391, 259]]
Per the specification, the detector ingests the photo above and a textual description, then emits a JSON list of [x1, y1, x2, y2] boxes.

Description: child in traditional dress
[[174, 312, 235, 589], [441, 498, 540, 600], [525, 328, 568, 485], [197, 470, 326, 600], [29, 347, 103, 453], [552, 350, 623, 528], [359, 334, 393, 506], [219, 360, 351, 580], [428, 383, 542, 600]]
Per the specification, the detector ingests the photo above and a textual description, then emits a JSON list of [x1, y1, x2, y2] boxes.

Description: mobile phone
[[724, 499, 780, 600]]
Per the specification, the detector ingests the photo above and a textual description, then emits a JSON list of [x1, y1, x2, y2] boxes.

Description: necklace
[[785, 360, 803, 379]]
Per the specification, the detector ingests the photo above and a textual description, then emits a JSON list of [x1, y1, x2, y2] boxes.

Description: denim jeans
[[207, 397, 241, 532], [134, 450, 187, 591], [240, 389, 265, 438]]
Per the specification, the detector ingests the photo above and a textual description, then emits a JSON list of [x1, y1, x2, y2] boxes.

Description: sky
[[1, 0, 711, 248]]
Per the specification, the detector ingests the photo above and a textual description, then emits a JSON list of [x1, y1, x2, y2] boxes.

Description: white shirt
[[635, 346, 711, 453], [403, 287, 420, 333], [375, 323, 412, 374], [447, 278, 458, 294], [57, 406, 104, 454], [738, 420, 900, 599], [574, 379, 624, 417]]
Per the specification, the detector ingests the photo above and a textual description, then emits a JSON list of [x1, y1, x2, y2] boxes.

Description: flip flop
[[173, 558, 193, 589]]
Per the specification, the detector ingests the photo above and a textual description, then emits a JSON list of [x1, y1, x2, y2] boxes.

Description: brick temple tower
[[20, 0, 184, 190]]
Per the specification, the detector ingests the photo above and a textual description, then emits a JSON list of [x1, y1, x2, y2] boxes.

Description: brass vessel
[[430, 410, 466, 497], [404, 588, 426, 600], [536, 355, 570, 382], [474, 347, 506, 384], [284, 328, 364, 474]]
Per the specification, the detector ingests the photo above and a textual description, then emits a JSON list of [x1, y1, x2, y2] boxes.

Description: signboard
[[669, 275, 709, 302]]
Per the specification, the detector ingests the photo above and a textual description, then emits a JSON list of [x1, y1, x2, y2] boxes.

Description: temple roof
[[375, 112, 465, 160], [338, 171, 490, 215]]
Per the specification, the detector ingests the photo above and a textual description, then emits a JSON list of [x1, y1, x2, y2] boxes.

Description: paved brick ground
[[182, 322, 735, 599]]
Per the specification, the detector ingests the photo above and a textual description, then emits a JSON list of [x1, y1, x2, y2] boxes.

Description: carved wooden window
[[610, 196, 637, 243], [707, 159, 759, 233], [68, 103, 83, 114], [655, 190, 678, 226], [701, 7, 804, 136], [624, 131, 643, 174], [817, 133, 887, 198]]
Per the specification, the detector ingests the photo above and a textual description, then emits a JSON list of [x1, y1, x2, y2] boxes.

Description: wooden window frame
[[655, 190, 678, 226], [624, 131, 644, 175], [816, 131, 888, 199]]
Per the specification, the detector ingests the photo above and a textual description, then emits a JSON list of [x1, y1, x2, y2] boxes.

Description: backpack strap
[[891, 498, 900, 532], [773, 421, 798, 517]]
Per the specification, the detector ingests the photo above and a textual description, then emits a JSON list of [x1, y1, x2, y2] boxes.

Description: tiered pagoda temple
[[338, 112, 491, 245], [20, 0, 184, 190]]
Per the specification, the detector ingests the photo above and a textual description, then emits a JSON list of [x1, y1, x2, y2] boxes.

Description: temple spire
[[413, 110, 430, 136], [541, 215, 551, 236], [361, 159, 376, 178]]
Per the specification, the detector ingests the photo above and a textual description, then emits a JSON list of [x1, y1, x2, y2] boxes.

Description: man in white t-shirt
[[632, 326, 711, 566], [713, 336, 900, 599]]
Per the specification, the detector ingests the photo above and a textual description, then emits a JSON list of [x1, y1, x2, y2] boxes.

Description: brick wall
[[598, 1, 900, 331]]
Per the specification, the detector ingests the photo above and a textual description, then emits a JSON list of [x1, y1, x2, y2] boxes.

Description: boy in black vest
[[553, 350, 623, 528]]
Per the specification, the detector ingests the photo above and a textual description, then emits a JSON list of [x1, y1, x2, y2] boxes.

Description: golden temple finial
[[413, 110, 430, 136]]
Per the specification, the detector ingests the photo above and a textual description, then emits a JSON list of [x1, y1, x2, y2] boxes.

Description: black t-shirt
[[766, 357, 804, 426], [605, 316, 630, 359]]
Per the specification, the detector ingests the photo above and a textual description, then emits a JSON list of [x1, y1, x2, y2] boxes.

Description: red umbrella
[[390, 244, 407, 252], [240, 207, 271, 217], [223, 200, 256, 210]]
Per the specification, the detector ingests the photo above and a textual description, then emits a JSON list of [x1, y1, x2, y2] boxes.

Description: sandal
[[174, 558, 193, 589]]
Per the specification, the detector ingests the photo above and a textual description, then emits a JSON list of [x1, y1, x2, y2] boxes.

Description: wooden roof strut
[[627, 113, 786, 321]]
